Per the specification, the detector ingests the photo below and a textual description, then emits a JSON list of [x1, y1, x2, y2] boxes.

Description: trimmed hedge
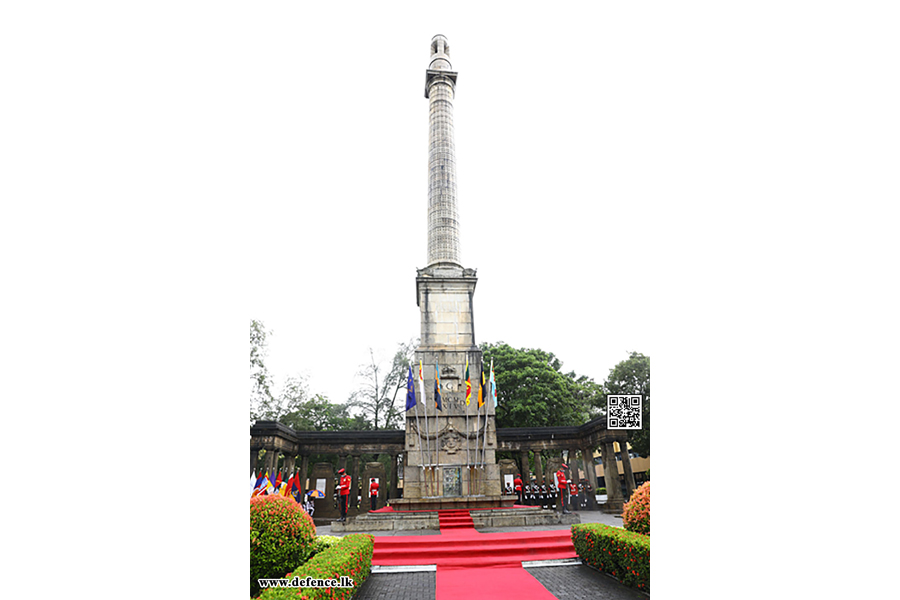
[[311, 535, 342, 556], [571, 523, 649, 593], [258, 533, 374, 600], [251, 495, 317, 597]]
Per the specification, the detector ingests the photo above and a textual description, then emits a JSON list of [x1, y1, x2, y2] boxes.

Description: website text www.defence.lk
[[257, 575, 355, 589]]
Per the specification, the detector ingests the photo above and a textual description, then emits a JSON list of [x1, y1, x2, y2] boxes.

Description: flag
[[434, 361, 442, 411], [282, 473, 294, 497], [250, 470, 257, 497], [251, 472, 265, 497], [264, 473, 275, 495], [275, 471, 283, 489], [418, 360, 426, 411], [490, 358, 497, 406], [479, 369, 485, 409], [405, 365, 417, 411], [465, 357, 471, 405], [291, 474, 302, 502]]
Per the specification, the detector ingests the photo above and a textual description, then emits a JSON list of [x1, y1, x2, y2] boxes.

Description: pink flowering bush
[[622, 481, 650, 535], [251, 495, 317, 597]]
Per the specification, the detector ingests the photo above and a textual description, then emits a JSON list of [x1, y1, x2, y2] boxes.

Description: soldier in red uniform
[[568, 480, 579, 512], [368, 478, 380, 512], [337, 468, 351, 522], [513, 474, 523, 505], [556, 465, 570, 514]]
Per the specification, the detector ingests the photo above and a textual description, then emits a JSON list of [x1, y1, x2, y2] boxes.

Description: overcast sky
[[253, 6, 666, 406]]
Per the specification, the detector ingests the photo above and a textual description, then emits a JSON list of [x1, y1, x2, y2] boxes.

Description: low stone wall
[[330, 507, 579, 533]]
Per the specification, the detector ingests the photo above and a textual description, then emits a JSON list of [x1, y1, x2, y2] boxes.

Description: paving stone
[[354, 572, 435, 600], [526, 565, 649, 600]]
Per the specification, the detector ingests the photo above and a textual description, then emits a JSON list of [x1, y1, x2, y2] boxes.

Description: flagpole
[[482, 358, 493, 470], [422, 375, 430, 497]]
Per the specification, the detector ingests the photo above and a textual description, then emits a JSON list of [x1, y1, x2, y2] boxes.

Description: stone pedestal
[[361, 462, 387, 511], [309, 462, 337, 519]]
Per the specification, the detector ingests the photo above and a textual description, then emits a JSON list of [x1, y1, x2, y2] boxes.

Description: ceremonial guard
[[528, 478, 538, 506], [513, 474, 523, 505], [568, 480, 578, 512], [585, 480, 594, 510], [556, 465, 570, 514], [337, 468, 351, 522], [540, 482, 550, 509], [578, 480, 586, 509], [368, 478, 379, 512]]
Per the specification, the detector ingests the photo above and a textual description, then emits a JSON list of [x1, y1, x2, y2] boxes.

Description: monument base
[[389, 495, 516, 512], [330, 505, 580, 533]]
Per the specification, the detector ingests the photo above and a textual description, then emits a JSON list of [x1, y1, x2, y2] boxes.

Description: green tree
[[600, 351, 650, 457], [480, 342, 595, 428], [348, 340, 417, 429]]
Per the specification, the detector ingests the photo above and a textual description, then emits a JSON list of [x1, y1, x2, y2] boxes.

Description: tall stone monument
[[400, 35, 503, 506]]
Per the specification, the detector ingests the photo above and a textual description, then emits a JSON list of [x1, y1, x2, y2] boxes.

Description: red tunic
[[556, 469, 567, 491], [513, 477, 523, 492], [339, 474, 351, 496], [369, 480, 379, 498]]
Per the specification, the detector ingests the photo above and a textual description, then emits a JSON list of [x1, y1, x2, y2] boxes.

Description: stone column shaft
[[389, 454, 400, 499], [620, 444, 636, 499], [300, 455, 309, 493], [533, 451, 544, 485], [519, 449, 530, 479]]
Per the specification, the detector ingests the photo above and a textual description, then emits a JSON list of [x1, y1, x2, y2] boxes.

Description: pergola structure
[[250, 416, 637, 514]]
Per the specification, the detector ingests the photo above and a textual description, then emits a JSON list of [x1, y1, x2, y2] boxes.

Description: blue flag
[[405, 365, 417, 411]]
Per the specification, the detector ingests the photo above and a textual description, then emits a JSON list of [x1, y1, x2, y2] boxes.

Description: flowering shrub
[[622, 481, 650, 535], [258, 534, 374, 600], [251, 495, 317, 597], [311, 535, 341, 555], [571, 523, 649, 592]]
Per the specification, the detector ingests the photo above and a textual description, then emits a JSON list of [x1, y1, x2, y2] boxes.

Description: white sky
[[254, 6, 661, 405]]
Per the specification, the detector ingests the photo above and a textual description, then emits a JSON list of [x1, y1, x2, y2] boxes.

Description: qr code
[[608, 395, 642, 429]]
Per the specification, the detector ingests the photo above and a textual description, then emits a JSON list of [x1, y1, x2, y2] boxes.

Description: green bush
[[622, 481, 650, 535], [598, 487, 607, 495], [311, 535, 341, 555], [251, 495, 317, 597], [571, 523, 649, 592], [258, 534, 374, 600]]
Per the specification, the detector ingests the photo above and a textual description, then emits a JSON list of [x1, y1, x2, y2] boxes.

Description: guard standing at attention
[[337, 468, 351, 522], [368, 478, 379, 512], [513, 474, 523, 505], [556, 465, 570, 514], [568, 479, 579, 512]]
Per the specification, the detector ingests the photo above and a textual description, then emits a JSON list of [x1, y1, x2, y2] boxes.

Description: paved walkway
[[321, 509, 648, 599]]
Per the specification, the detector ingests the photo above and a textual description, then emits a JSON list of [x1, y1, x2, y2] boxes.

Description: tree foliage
[[481, 342, 596, 429], [348, 340, 416, 430], [600, 351, 650, 457]]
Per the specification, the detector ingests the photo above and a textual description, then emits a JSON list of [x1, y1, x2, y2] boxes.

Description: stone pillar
[[284, 454, 296, 478], [299, 454, 309, 494], [265, 449, 277, 475], [338, 454, 347, 473], [619, 443, 636, 500], [389, 453, 400, 499], [568, 448, 580, 482], [600, 442, 625, 512], [425, 34, 461, 268], [519, 449, 530, 480], [250, 448, 259, 475], [581, 445, 595, 486], [533, 451, 544, 485], [351, 455, 361, 510]]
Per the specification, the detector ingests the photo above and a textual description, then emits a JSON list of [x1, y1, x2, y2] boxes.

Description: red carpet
[[372, 509, 575, 599]]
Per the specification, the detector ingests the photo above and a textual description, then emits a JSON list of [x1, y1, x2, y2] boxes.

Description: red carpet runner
[[372, 509, 576, 599]]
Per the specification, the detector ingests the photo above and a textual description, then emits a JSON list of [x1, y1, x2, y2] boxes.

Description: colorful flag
[[405, 365, 417, 411], [275, 471, 283, 489], [418, 360, 426, 411], [490, 358, 497, 406], [465, 357, 471, 406], [282, 473, 294, 497], [264, 472, 275, 495], [251, 472, 265, 497], [291, 474, 302, 502], [434, 361, 442, 411], [479, 369, 485, 409], [250, 470, 257, 497]]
